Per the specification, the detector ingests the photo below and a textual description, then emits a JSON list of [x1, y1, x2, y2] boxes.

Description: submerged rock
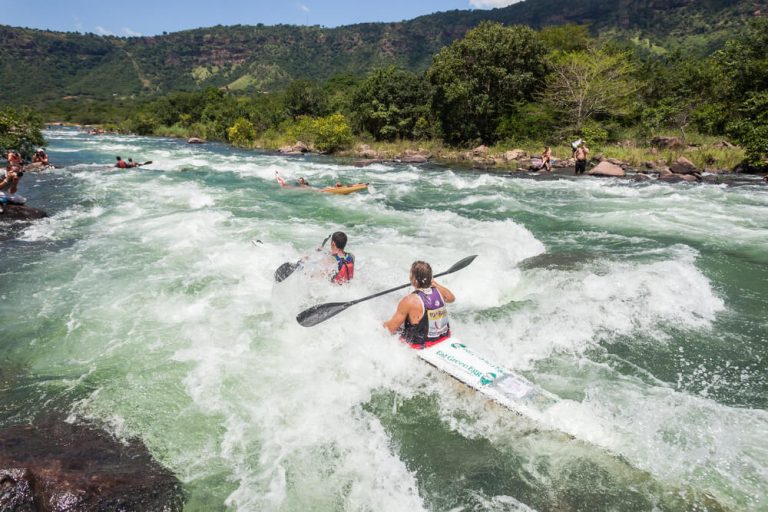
[[0, 204, 47, 221], [0, 415, 183, 511]]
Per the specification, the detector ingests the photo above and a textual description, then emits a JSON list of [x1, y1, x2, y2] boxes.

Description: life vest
[[401, 287, 451, 349], [116, 160, 128, 168], [331, 252, 354, 284]]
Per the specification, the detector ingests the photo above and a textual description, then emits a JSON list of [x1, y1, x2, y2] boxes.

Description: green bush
[[227, 117, 257, 147], [579, 121, 609, 148], [0, 107, 45, 158], [312, 113, 353, 153]]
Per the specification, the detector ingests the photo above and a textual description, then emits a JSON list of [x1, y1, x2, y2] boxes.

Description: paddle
[[274, 234, 332, 282], [135, 160, 153, 167], [296, 254, 477, 327]]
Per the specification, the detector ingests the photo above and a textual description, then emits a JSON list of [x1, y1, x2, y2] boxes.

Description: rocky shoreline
[[275, 139, 767, 184], [0, 415, 184, 511]]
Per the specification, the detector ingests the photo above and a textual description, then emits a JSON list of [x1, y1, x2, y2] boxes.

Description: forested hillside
[[1, 0, 764, 106]]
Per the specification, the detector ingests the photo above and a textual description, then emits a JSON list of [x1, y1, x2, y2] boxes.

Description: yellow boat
[[276, 173, 368, 195], [319, 183, 369, 195]]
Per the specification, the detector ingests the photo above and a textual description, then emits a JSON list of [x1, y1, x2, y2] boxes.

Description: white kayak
[[417, 339, 558, 414]]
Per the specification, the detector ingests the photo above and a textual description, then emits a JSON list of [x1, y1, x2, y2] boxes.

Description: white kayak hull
[[417, 339, 557, 414]]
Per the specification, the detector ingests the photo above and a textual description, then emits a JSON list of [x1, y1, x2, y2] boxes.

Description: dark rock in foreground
[[0, 415, 183, 511], [0, 204, 48, 221]]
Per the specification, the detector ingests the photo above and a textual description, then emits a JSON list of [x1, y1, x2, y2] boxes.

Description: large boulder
[[397, 155, 429, 164], [588, 161, 626, 178], [651, 136, 685, 149], [670, 157, 700, 175], [504, 149, 528, 161], [0, 204, 47, 221], [472, 156, 496, 169], [278, 141, 310, 154], [356, 144, 379, 159], [0, 415, 183, 511], [187, 137, 205, 144]]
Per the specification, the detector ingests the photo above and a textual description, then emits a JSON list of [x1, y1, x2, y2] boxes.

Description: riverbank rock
[[395, 149, 431, 164], [504, 149, 528, 161], [397, 155, 429, 164], [472, 156, 496, 169], [0, 204, 48, 221], [187, 137, 205, 144], [553, 158, 575, 168], [356, 144, 379, 159], [0, 415, 183, 511], [670, 157, 700, 175], [651, 136, 685, 149], [279, 141, 310, 154], [588, 161, 626, 177]]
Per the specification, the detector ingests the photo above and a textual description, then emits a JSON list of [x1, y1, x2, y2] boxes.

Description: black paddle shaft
[[296, 255, 477, 327]]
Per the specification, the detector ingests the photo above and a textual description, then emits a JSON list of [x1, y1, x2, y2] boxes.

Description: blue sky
[[1, 0, 523, 36]]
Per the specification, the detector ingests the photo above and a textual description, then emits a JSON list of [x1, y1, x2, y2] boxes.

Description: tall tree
[[427, 22, 548, 145], [542, 47, 638, 131], [283, 79, 328, 119], [351, 66, 431, 141]]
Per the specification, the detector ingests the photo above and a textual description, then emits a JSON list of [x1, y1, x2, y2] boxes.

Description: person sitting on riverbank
[[383, 261, 455, 349], [5, 150, 22, 171], [32, 150, 49, 166], [115, 156, 129, 169], [0, 167, 22, 197]]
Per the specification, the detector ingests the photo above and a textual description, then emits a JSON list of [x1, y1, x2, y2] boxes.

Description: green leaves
[[427, 22, 548, 145], [351, 67, 431, 141], [0, 108, 46, 158]]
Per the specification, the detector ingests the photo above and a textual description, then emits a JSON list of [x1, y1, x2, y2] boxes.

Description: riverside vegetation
[[3, 19, 768, 172]]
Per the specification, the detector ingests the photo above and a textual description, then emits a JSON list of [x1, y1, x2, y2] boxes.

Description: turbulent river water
[[1, 128, 767, 511]]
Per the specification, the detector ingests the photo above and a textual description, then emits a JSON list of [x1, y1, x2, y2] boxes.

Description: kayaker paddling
[[383, 261, 455, 349]]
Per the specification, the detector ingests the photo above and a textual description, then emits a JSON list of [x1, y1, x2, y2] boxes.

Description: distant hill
[[1, 0, 764, 106]]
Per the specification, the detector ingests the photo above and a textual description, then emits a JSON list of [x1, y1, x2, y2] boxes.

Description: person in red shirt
[[115, 156, 129, 168]]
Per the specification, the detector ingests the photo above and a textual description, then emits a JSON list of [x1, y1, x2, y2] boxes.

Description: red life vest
[[331, 253, 354, 284], [116, 160, 128, 168]]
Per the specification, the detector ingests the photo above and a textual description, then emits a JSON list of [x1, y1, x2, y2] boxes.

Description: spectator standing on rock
[[574, 142, 589, 175]]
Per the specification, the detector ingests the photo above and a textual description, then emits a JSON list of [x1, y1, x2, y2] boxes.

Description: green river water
[[1, 128, 766, 511]]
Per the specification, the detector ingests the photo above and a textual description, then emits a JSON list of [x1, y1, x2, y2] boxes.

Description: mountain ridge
[[1, 0, 764, 106]]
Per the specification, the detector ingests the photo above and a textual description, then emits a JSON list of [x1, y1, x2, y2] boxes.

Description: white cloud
[[469, 0, 523, 8], [94, 26, 114, 36], [298, 3, 310, 13], [121, 27, 142, 37]]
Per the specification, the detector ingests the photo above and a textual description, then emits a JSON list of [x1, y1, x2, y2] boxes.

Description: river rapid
[[1, 127, 767, 511]]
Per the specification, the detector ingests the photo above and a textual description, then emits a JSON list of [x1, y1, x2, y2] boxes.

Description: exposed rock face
[[0, 204, 47, 221], [588, 161, 626, 177], [670, 157, 700, 175], [356, 144, 379, 159], [0, 416, 183, 511], [278, 141, 310, 154], [187, 137, 205, 144], [651, 136, 685, 149], [504, 149, 527, 161]]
